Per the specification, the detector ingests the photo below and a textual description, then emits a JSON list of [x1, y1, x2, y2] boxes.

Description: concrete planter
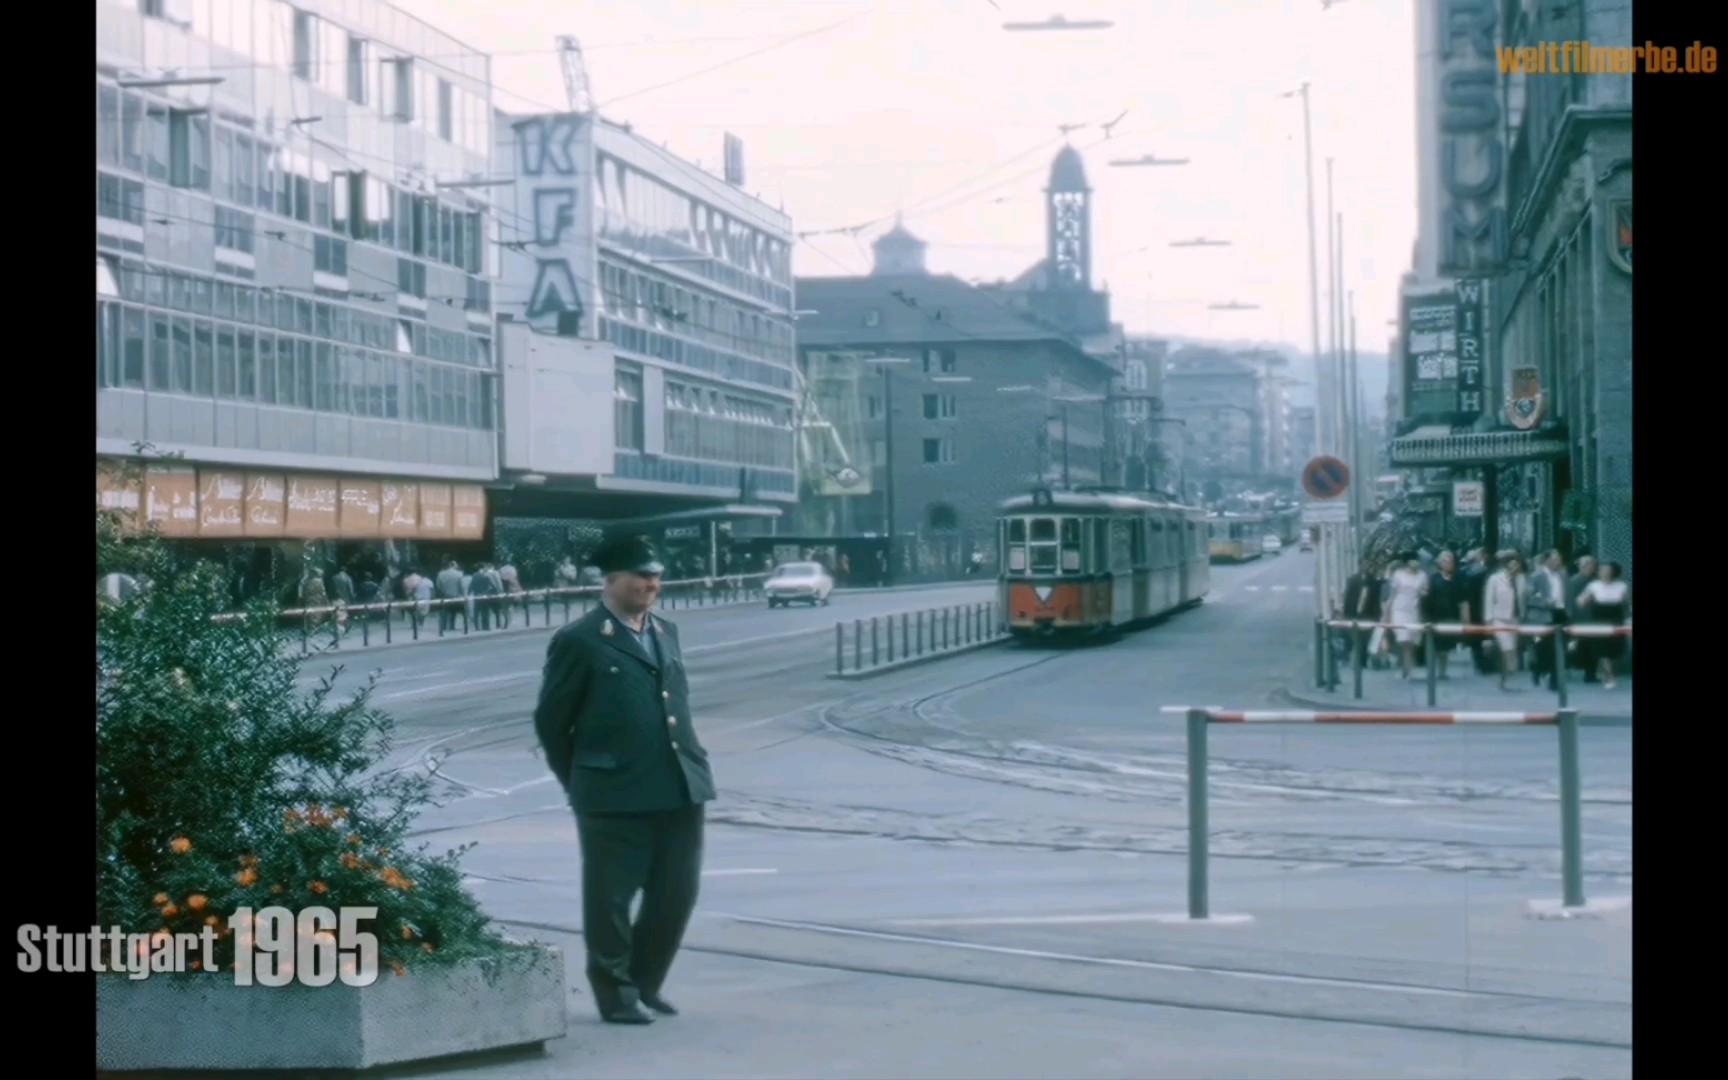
[[97, 944, 566, 1072]]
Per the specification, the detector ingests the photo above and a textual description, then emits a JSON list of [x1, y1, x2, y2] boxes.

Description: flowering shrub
[[96, 472, 514, 977]]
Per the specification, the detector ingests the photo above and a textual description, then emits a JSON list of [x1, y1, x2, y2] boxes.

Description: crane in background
[[556, 36, 595, 114]]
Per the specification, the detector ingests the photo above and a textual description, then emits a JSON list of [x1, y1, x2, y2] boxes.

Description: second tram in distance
[[997, 488, 1210, 638]]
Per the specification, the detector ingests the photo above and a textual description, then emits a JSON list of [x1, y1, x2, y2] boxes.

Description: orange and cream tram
[[998, 488, 1210, 638]]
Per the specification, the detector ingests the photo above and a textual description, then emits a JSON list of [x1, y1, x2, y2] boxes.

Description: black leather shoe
[[641, 993, 678, 1016], [601, 1003, 655, 1025]]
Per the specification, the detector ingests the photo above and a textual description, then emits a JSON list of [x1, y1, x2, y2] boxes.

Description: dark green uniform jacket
[[534, 605, 717, 814]]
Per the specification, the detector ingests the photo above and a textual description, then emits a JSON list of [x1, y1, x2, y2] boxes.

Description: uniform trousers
[[576, 803, 705, 1012]]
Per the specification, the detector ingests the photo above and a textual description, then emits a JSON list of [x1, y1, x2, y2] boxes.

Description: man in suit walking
[[533, 535, 716, 1025]]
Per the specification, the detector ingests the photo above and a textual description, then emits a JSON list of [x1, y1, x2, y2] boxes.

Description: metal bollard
[[835, 622, 844, 675], [360, 611, 370, 647], [1557, 708, 1584, 907], [1553, 628, 1569, 708], [854, 620, 862, 670], [872, 617, 880, 667], [1424, 626, 1438, 706], [902, 612, 910, 659], [1313, 620, 1325, 689], [1186, 708, 1210, 920], [917, 612, 925, 655], [1352, 626, 1365, 699]]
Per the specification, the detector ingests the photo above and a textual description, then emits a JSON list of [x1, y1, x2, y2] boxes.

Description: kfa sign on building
[[496, 112, 601, 334], [1437, 0, 1507, 275]]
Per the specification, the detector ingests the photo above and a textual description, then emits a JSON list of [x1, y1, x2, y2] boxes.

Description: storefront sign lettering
[[1438, 0, 1506, 274]]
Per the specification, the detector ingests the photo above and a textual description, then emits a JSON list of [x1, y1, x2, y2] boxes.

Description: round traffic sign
[[1302, 455, 1350, 500]]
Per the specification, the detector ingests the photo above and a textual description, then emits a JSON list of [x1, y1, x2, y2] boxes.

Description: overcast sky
[[398, 0, 1416, 360]]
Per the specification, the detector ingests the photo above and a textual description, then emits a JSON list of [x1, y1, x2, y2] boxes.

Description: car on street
[[1298, 529, 1313, 552], [1262, 534, 1283, 556], [764, 561, 834, 607]]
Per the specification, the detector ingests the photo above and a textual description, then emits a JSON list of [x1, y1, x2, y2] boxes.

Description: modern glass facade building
[[96, 0, 500, 504], [494, 113, 798, 508]]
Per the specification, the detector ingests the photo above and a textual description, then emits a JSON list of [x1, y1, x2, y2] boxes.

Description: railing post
[[1186, 707, 1210, 920], [1557, 707, 1585, 908], [1553, 627, 1569, 708], [383, 603, 392, 644], [901, 612, 909, 659], [1352, 624, 1365, 699], [835, 621, 843, 675], [917, 612, 925, 655], [1424, 625, 1438, 706], [1314, 619, 1325, 689], [854, 619, 862, 670], [360, 609, 370, 647], [871, 617, 880, 667]]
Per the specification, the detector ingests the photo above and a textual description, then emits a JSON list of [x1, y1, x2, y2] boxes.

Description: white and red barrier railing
[[1314, 618, 1631, 707], [1160, 706, 1587, 919]]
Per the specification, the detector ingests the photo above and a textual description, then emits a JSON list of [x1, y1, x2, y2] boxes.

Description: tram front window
[[1061, 519, 1081, 572], [1029, 517, 1058, 572]]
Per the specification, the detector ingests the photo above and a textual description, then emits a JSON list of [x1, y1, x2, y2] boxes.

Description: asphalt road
[[314, 559, 1629, 1079]]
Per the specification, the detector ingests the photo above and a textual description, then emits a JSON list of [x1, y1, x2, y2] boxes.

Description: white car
[[1262, 534, 1283, 556], [764, 562, 834, 607]]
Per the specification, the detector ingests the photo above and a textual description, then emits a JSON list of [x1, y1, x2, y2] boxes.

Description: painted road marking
[[703, 868, 780, 877], [1244, 586, 1261, 592], [1271, 585, 1289, 592], [721, 915, 1480, 999], [1299, 585, 1315, 592]]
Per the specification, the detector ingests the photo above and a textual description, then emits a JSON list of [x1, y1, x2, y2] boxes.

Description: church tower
[[1028, 145, 1110, 336], [1047, 145, 1092, 290], [870, 216, 928, 276]]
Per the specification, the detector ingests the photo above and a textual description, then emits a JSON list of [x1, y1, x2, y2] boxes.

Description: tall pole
[[1348, 297, 1362, 536], [1294, 83, 1328, 623], [1337, 212, 1352, 575], [882, 366, 896, 586], [1324, 159, 1342, 601]]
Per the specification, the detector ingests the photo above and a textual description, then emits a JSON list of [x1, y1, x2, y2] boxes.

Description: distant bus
[[1207, 514, 1265, 563]]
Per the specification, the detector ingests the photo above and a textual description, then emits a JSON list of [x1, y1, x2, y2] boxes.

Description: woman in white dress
[[1385, 554, 1428, 679], [1483, 553, 1529, 690], [1578, 562, 1630, 688]]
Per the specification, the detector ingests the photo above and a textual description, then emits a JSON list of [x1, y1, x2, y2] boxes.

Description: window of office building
[[615, 367, 644, 450], [922, 393, 956, 419], [923, 437, 955, 465]]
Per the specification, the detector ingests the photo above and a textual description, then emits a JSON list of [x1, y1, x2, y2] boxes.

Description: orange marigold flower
[[309, 881, 328, 895], [378, 867, 413, 890], [390, 961, 406, 977], [401, 925, 414, 940], [270, 884, 284, 895], [153, 892, 170, 906], [204, 916, 219, 927], [283, 809, 302, 824], [186, 894, 208, 911], [190, 960, 202, 971], [161, 903, 180, 919], [339, 852, 361, 870], [235, 868, 259, 887], [239, 855, 259, 868], [422, 943, 434, 953], [346, 834, 363, 847], [333, 807, 350, 821], [169, 837, 192, 854]]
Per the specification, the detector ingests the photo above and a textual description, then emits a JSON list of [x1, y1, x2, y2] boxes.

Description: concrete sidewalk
[[1284, 661, 1631, 723]]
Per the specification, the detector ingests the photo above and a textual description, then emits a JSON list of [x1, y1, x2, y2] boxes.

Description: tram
[[997, 488, 1210, 639], [1206, 513, 1266, 562]]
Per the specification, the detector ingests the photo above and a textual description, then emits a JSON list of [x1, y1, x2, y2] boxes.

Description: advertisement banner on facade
[[1452, 480, 1485, 517], [1402, 292, 1459, 419], [96, 462, 486, 543]]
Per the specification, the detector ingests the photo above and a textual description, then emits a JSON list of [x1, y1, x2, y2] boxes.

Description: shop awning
[[608, 504, 784, 529], [1387, 425, 1570, 468]]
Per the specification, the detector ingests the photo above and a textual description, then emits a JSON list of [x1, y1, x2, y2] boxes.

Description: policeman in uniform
[[533, 535, 716, 1025]]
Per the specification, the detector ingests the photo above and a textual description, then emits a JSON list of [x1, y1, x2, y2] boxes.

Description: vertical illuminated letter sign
[[1437, 0, 1506, 275], [518, 115, 583, 327]]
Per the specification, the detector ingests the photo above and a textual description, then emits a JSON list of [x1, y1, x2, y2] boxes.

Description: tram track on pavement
[[492, 914, 1632, 1052], [809, 643, 1632, 880]]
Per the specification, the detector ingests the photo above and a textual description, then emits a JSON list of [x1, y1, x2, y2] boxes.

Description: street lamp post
[[864, 356, 913, 585]]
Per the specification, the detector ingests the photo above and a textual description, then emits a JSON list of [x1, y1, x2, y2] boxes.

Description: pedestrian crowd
[[1337, 546, 1630, 691]]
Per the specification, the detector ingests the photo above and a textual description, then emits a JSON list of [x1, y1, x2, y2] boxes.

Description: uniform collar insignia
[[600, 619, 615, 637]]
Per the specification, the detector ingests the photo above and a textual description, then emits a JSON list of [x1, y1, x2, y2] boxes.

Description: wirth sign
[[1436, 0, 1507, 275], [1453, 279, 1487, 419]]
